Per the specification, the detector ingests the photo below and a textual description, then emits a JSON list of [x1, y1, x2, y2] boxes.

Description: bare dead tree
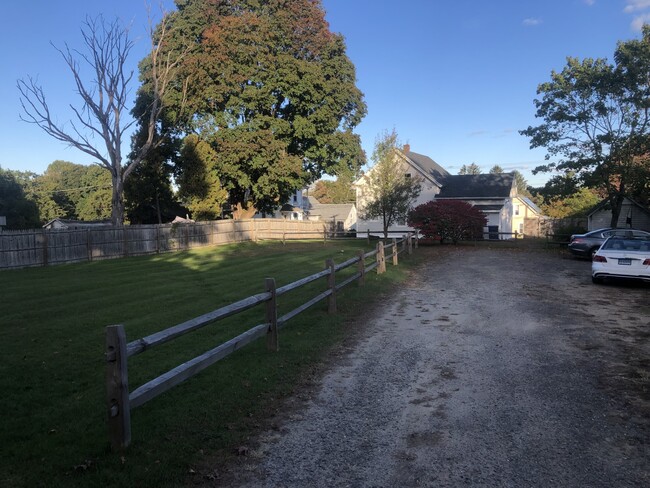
[[18, 10, 188, 226]]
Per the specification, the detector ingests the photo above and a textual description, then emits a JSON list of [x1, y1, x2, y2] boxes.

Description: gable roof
[[436, 174, 514, 199], [307, 203, 355, 221], [520, 196, 543, 215], [587, 195, 650, 218], [402, 150, 449, 183], [43, 218, 112, 229]]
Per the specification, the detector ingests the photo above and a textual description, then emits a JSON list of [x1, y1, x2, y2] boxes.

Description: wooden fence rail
[[105, 234, 415, 450]]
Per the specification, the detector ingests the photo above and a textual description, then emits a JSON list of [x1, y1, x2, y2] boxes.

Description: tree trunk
[[232, 202, 257, 220], [111, 175, 125, 226], [609, 193, 625, 228], [155, 191, 162, 225]]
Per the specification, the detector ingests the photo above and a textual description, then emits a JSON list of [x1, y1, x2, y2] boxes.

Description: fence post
[[265, 278, 279, 351], [408, 233, 413, 255], [326, 258, 336, 314], [376, 241, 386, 274], [105, 324, 131, 451], [392, 238, 398, 266], [414, 233, 419, 249], [357, 250, 365, 286], [366, 229, 370, 244]]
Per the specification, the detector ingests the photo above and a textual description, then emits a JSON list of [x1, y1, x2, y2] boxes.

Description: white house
[[434, 174, 543, 238], [303, 196, 357, 233], [353, 146, 544, 238], [354, 145, 449, 235]]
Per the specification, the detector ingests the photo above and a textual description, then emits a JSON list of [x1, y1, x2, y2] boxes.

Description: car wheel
[[592, 276, 604, 284]]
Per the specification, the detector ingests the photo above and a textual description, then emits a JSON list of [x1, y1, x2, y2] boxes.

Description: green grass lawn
[[1, 239, 421, 487]]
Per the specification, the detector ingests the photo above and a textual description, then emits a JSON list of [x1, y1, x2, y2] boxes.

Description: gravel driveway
[[213, 246, 649, 487]]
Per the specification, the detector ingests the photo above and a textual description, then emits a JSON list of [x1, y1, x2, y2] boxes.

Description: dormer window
[[405, 173, 411, 178]]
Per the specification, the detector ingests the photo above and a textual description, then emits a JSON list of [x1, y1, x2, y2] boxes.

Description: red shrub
[[407, 200, 487, 244]]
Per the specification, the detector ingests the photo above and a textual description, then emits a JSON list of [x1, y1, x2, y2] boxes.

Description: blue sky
[[2, 0, 650, 188]]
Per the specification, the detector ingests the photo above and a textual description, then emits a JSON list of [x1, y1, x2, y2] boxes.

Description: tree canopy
[[311, 170, 357, 204], [520, 27, 650, 226], [142, 0, 367, 219], [358, 130, 422, 238], [0, 167, 40, 229]]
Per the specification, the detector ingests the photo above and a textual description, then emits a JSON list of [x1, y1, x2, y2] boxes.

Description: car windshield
[[602, 238, 650, 251]]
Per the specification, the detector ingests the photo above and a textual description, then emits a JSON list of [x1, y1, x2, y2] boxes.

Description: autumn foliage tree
[[143, 0, 366, 219], [408, 200, 487, 244]]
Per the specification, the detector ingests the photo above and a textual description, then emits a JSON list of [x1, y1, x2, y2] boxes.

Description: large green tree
[[521, 27, 650, 226], [32, 161, 111, 222], [0, 167, 40, 229], [141, 0, 366, 219], [359, 130, 422, 238]]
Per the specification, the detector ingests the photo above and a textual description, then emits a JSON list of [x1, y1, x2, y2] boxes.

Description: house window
[[519, 223, 524, 234], [514, 205, 520, 216], [405, 173, 411, 178], [292, 194, 297, 203]]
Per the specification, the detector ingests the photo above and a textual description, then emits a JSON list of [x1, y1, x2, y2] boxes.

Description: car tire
[[592, 276, 604, 284]]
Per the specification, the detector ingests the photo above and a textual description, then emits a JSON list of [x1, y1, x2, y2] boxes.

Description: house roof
[[307, 203, 355, 221], [280, 203, 303, 213], [587, 196, 650, 218], [520, 196, 543, 215], [403, 150, 449, 182], [43, 218, 111, 228], [436, 174, 514, 199]]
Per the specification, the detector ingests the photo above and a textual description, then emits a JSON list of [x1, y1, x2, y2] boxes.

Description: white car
[[592, 236, 650, 284]]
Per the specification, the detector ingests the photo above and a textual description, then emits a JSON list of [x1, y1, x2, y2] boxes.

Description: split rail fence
[[105, 234, 417, 450]]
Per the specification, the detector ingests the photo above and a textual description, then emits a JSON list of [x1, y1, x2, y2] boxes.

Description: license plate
[[618, 258, 632, 265]]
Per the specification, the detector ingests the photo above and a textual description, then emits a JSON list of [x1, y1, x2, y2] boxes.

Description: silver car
[[568, 228, 650, 259]]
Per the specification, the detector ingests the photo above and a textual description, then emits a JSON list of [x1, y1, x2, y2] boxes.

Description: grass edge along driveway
[[1, 239, 420, 488]]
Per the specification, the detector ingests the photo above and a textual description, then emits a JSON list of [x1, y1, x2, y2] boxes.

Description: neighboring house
[[587, 196, 650, 231], [43, 218, 112, 230], [255, 189, 305, 220], [353, 146, 544, 238], [435, 174, 544, 238], [303, 196, 357, 232], [354, 145, 449, 235]]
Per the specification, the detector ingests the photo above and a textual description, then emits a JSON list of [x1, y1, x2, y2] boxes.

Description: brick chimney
[[403, 143, 410, 154]]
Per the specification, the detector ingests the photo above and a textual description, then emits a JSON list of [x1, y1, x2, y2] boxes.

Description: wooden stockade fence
[[0, 219, 329, 270], [105, 233, 416, 450]]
